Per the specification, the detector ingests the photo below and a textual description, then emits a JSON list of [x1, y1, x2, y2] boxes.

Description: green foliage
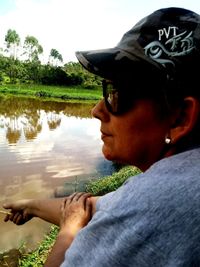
[[5, 29, 20, 46], [64, 62, 102, 89], [23, 35, 43, 62], [1, 57, 25, 84], [49, 48, 63, 66], [0, 54, 101, 88], [86, 165, 141, 196], [4, 29, 20, 59], [0, 84, 102, 102], [40, 65, 69, 85], [19, 225, 59, 267], [1, 28, 103, 89]]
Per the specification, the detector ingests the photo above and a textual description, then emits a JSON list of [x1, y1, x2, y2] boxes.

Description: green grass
[[19, 225, 59, 267], [0, 84, 102, 103], [18, 166, 141, 266], [85, 165, 141, 195]]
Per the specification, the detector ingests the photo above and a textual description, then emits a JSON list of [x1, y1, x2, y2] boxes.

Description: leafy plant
[[19, 225, 59, 267], [86, 165, 141, 196]]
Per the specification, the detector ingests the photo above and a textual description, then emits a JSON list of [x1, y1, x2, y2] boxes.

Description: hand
[[3, 199, 34, 225], [60, 192, 92, 236]]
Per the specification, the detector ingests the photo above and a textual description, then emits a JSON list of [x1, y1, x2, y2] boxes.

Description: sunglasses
[[102, 80, 137, 115]]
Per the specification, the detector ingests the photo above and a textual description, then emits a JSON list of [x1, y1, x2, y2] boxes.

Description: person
[[3, 6, 200, 267]]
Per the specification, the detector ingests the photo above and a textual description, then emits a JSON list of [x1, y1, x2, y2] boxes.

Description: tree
[[49, 48, 63, 66], [23, 35, 43, 62], [4, 57, 25, 84], [5, 29, 20, 59], [23, 60, 42, 84], [64, 62, 101, 88], [40, 65, 69, 85]]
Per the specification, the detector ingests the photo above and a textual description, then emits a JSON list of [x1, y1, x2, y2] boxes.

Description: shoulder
[[63, 148, 200, 266], [96, 147, 200, 217]]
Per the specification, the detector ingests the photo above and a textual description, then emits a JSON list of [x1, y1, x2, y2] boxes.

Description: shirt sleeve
[[60, 208, 166, 267]]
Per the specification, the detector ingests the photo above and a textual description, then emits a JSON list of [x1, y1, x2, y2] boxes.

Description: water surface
[[0, 96, 114, 251]]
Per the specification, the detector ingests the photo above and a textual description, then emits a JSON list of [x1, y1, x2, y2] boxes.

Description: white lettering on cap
[[158, 26, 178, 40]]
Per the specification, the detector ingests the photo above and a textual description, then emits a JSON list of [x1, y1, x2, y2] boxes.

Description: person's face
[[92, 98, 171, 171]]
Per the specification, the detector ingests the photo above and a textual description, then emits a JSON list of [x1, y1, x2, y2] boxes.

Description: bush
[[19, 225, 59, 267], [85, 165, 141, 196]]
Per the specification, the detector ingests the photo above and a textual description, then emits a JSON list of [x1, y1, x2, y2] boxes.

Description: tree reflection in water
[[0, 96, 94, 144]]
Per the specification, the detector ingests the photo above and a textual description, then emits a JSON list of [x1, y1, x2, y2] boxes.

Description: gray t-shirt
[[61, 148, 200, 267]]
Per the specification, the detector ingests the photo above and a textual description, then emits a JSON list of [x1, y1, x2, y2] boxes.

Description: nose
[[91, 99, 109, 121]]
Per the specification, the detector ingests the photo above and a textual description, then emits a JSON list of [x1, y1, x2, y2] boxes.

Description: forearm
[[3, 195, 99, 226], [44, 231, 73, 267], [28, 196, 99, 225], [30, 198, 64, 225]]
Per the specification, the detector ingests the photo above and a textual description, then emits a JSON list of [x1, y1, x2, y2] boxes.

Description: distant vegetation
[[0, 84, 102, 102], [0, 28, 102, 89]]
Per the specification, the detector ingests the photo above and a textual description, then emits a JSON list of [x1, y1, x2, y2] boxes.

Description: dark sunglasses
[[102, 80, 136, 115], [102, 79, 170, 115]]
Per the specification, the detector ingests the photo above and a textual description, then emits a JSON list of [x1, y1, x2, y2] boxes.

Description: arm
[[44, 192, 92, 267], [3, 195, 99, 226]]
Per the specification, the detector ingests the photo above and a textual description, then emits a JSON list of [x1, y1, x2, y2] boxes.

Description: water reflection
[[0, 96, 94, 144], [0, 96, 113, 252]]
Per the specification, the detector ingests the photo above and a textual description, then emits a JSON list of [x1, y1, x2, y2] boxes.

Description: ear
[[169, 97, 200, 144]]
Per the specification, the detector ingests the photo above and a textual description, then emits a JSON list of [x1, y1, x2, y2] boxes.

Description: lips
[[101, 129, 111, 140]]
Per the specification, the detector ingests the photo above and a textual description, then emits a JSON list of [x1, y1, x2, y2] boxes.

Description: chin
[[102, 146, 115, 161], [102, 147, 126, 164], [102, 149, 142, 169], [102, 152, 114, 162]]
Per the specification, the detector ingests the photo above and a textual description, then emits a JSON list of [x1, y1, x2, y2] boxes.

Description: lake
[[0, 96, 114, 252]]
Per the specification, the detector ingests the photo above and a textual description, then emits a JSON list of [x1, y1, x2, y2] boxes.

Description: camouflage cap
[[76, 7, 200, 89]]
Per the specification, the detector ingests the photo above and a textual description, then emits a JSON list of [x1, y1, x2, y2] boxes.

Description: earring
[[165, 137, 171, 145]]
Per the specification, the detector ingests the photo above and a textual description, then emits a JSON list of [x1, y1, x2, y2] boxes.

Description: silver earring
[[165, 137, 171, 145]]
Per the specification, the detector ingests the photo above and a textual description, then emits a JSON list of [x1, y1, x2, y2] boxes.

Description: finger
[[23, 210, 30, 221], [15, 214, 23, 225], [73, 192, 90, 202], [7, 213, 16, 223], [85, 198, 92, 216], [63, 192, 83, 205], [7, 212, 16, 222], [63, 196, 73, 207], [2, 203, 11, 209], [70, 192, 84, 201], [67, 192, 77, 201], [4, 214, 10, 222], [60, 199, 66, 213], [13, 212, 21, 224], [64, 193, 77, 205], [79, 193, 92, 207], [60, 201, 64, 210]]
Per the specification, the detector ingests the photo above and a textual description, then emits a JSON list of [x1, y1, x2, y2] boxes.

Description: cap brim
[[75, 47, 162, 81]]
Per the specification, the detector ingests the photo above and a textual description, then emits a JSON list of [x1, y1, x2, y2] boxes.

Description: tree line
[[0, 29, 101, 88]]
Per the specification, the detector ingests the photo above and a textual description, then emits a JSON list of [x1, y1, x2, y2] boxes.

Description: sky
[[0, 0, 200, 64]]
